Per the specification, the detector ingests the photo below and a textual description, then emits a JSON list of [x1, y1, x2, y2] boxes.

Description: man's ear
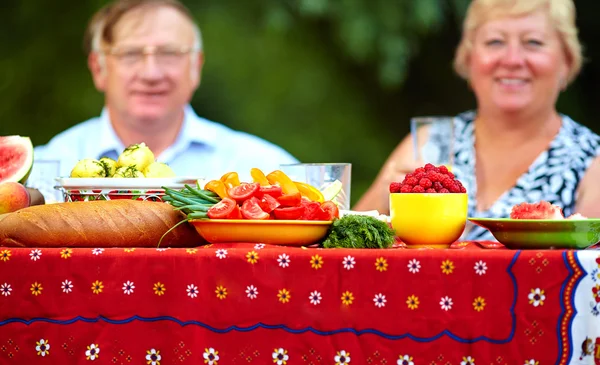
[[190, 51, 204, 89], [88, 52, 107, 91]]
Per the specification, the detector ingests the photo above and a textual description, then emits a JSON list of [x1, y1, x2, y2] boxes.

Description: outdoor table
[[0, 242, 599, 364]]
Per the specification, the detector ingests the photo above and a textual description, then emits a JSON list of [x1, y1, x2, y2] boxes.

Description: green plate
[[468, 218, 600, 249]]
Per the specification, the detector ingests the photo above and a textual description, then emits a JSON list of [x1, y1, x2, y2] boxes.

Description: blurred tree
[[1, 0, 598, 206]]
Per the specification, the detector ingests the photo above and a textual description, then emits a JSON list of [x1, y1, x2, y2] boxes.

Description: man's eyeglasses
[[102, 45, 199, 67]]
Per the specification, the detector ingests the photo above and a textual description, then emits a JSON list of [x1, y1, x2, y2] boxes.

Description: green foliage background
[[2, 0, 600, 205]]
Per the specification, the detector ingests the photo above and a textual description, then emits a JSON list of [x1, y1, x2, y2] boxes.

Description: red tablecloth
[[0, 243, 599, 364]]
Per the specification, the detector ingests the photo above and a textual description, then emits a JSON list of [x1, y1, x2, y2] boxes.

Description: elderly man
[[34, 0, 298, 182]]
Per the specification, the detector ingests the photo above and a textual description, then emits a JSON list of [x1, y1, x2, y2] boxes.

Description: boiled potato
[[117, 143, 154, 171], [143, 162, 176, 178], [70, 159, 106, 178]]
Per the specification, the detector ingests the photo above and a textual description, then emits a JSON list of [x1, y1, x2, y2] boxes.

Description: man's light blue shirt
[[34, 105, 299, 182]]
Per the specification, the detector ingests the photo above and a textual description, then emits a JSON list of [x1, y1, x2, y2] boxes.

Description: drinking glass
[[411, 116, 454, 169], [279, 163, 352, 210], [25, 160, 63, 203]]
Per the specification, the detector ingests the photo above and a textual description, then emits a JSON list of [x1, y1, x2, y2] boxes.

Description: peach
[[0, 182, 30, 214]]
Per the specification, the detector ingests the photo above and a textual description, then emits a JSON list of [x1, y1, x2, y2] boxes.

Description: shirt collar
[[94, 104, 219, 160], [178, 104, 219, 148], [96, 108, 126, 159]]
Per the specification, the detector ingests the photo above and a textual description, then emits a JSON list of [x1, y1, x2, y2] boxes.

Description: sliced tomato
[[228, 183, 260, 204], [276, 191, 302, 207], [300, 201, 321, 220], [320, 201, 340, 220], [241, 197, 270, 220], [257, 185, 283, 199], [207, 197, 237, 219], [273, 205, 306, 220], [258, 193, 280, 213], [226, 204, 243, 219]]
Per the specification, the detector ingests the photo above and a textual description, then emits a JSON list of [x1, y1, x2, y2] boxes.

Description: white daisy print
[[524, 360, 539, 365], [35, 339, 50, 357], [30, 249, 42, 261], [146, 348, 161, 365], [373, 293, 387, 308], [61, 280, 73, 293], [335, 350, 351, 364], [474, 261, 487, 275], [215, 249, 228, 259], [309, 291, 322, 305], [397, 354, 414, 365], [85, 343, 100, 360], [92, 248, 104, 255], [528, 288, 546, 307], [246, 285, 259, 300], [407, 259, 421, 274], [203, 348, 219, 364], [342, 256, 356, 270], [122, 281, 135, 295], [0, 283, 12, 296], [272, 348, 289, 365], [254, 243, 266, 250], [277, 254, 291, 268], [187, 284, 198, 298], [461, 356, 475, 365], [440, 296, 453, 311]]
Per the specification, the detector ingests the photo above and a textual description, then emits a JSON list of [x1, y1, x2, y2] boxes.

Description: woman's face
[[467, 9, 570, 116]]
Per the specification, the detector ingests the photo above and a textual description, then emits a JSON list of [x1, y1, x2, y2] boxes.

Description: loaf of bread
[[0, 200, 205, 248]]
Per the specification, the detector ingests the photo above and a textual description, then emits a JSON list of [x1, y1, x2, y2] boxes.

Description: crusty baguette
[[0, 200, 205, 248]]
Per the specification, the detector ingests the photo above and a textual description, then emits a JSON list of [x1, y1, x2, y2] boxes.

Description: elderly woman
[[355, 0, 600, 240]]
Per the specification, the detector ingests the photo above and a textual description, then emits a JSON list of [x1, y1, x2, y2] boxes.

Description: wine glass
[[411, 116, 454, 170]]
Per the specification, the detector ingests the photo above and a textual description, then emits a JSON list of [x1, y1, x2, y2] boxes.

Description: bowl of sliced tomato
[[190, 172, 340, 245]]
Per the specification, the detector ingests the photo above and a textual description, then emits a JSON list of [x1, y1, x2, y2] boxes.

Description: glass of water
[[279, 163, 352, 210], [411, 116, 454, 169]]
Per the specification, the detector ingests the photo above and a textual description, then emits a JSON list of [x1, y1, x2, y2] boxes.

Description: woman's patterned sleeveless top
[[433, 111, 600, 241]]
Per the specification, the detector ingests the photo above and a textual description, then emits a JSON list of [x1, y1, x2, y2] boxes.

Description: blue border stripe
[[0, 252, 521, 344]]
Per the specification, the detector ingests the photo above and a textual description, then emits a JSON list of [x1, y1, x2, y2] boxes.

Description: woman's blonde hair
[[453, 0, 582, 84]]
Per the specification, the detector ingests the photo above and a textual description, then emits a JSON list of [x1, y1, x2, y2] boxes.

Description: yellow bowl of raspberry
[[389, 164, 468, 248]]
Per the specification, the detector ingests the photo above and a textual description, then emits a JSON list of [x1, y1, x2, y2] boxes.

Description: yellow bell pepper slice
[[220, 172, 240, 188], [294, 181, 324, 203], [266, 170, 299, 195], [250, 168, 270, 186], [204, 179, 229, 199]]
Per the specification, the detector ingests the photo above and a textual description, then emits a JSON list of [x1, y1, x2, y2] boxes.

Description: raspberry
[[419, 178, 433, 189], [447, 172, 455, 179], [405, 177, 418, 186], [425, 188, 436, 193], [460, 186, 467, 193], [439, 188, 450, 193], [400, 184, 413, 193], [412, 185, 425, 193], [427, 172, 441, 182], [424, 163, 436, 171], [389, 182, 402, 193], [438, 165, 449, 174], [414, 172, 425, 180], [442, 178, 455, 189], [449, 183, 461, 193], [414, 167, 425, 175], [433, 182, 443, 191]]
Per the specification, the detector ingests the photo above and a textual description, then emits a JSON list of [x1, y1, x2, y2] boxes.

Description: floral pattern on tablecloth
[[0, 244, 590, 364]]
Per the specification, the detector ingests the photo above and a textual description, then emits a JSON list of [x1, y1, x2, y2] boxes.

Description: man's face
[[93, 6, 202, 125]]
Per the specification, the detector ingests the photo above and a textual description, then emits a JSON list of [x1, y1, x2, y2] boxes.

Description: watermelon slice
[[0, 136, 34, 184], [509, 201, 564, 220]]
